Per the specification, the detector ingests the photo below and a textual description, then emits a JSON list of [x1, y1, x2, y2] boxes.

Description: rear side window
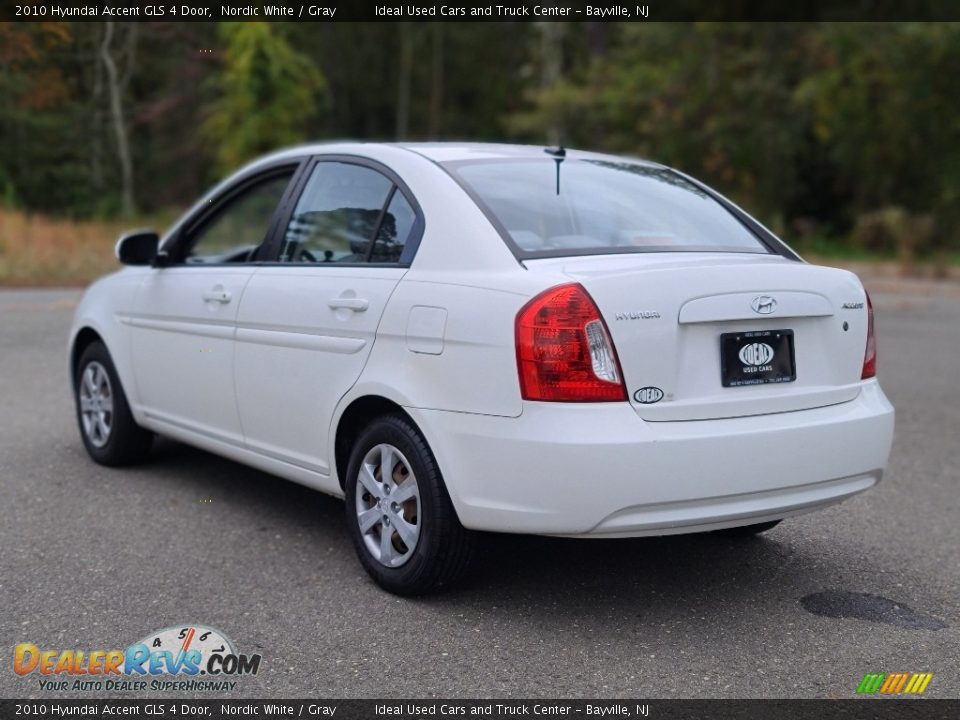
[[278, 160, 421, 265], [370, 190, 416, 263], [448, 159, 771, 258]]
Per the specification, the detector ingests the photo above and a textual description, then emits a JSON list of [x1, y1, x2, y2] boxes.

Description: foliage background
[[1, 21, 958, 282]]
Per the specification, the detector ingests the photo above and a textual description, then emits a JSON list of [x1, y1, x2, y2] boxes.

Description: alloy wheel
[[79, 361, 114, 448], [354, 443, 421, 567]]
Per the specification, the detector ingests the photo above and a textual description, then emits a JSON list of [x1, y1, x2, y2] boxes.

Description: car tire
[[75, 341, 153, 466], [714, 520, 782, 538], [344, 413, 474, 595]]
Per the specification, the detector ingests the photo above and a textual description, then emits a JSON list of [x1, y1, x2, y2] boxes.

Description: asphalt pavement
[[0, 283, 957, 699]]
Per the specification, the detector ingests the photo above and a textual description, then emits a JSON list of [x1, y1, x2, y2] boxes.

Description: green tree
[[203, 23, 326, 174], [0, 23, 83, 213], [508, 23, 819, 226], [797, 23, 960, 251]]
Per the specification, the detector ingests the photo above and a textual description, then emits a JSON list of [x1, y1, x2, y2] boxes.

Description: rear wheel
[[75, 341, 153, 466], [344, 414, 474, 595], [714, 520, 781, 538]]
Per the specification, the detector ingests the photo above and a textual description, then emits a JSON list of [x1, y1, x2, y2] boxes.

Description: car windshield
[[447, 158, 772, 258]]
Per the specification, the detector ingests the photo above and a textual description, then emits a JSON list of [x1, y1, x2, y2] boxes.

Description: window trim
[[259, 154, 425, 268], [165, 159, 306, 266], [363, 184, 397, 263]]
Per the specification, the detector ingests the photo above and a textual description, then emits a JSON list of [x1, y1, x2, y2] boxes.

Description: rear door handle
[[328, 297, 369, 312], [202, 289, 232, 304]]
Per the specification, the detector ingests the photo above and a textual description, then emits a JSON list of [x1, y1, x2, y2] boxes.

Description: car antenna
[[544, 146, 566, 195]]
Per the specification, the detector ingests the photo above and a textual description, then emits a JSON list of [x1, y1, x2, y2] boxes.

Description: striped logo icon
[[856, 672, 933, 694]]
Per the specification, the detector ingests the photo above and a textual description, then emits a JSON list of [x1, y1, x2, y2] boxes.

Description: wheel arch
[[70, 326, 106, 388], [333, 395, 414, 490]]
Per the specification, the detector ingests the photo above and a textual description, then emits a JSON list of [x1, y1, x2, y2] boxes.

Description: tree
[[798, 24, 960, 211], [99, 21, 137, 217], [428, 24, 444, 139], [0, 23, 74, 211], [203, 23, 326, 174], [395, 23, 415, 139]]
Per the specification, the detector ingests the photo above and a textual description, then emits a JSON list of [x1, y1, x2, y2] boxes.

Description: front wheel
[[344, 414, 474, 595], [74, 341, 153, 466]]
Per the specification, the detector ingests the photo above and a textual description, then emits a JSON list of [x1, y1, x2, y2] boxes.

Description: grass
[[791, 235, 896, 262], [0, 208, 167, 287], [784, 234, 960, 280]]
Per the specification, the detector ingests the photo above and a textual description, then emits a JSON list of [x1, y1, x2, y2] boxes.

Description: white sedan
[[69, 143, 895, 594]]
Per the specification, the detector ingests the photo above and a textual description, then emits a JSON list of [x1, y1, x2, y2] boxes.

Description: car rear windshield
[[446, 158, 772, 259]]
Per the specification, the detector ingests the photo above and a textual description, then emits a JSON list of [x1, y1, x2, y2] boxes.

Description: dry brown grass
[[0, 209, 159, 286]]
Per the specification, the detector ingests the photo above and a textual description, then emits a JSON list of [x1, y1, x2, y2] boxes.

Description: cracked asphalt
[[0, 283, 957, 699]]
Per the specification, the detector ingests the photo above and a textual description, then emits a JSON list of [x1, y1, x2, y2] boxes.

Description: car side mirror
[[115, 230, 160, 266]]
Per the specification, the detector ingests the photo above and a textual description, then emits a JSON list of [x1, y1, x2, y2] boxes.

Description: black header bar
[[6, 0, 960, 22]]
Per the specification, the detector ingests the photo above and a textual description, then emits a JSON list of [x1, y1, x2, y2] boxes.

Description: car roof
[[396, 142, 660, 166], [248, 141, 662, 168]]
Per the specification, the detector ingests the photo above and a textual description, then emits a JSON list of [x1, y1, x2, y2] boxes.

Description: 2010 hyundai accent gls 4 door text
[[69, 143, 895, 594]]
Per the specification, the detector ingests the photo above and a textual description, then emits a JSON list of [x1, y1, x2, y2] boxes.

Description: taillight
[[861, 291, 877, 379], [515, 283, 626, 402]]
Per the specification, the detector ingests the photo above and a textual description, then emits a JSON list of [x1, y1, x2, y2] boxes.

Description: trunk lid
[[524, 253, 869, 421]]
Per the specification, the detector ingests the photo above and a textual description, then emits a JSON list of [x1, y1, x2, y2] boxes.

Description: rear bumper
[[407, 380, 894, 536]]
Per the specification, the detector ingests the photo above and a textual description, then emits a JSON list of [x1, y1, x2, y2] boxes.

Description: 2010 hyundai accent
[[69, 143, 895, 594]]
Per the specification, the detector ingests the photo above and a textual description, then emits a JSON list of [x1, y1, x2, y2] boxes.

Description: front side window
[[280, 162, 400, 264], [183, 172, 293, 264], [447, 159, 771, 258]]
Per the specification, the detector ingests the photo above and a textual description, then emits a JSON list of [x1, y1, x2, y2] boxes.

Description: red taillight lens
[[861, 291, 877, 379], [515, 283, 627, 402]]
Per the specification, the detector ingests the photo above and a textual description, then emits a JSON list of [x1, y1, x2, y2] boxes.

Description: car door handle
[[328, 297, 369, 312], [202, 289, 232, 304]]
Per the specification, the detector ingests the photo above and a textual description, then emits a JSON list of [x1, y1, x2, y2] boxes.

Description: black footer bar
[[2, 699, 958, 720]]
